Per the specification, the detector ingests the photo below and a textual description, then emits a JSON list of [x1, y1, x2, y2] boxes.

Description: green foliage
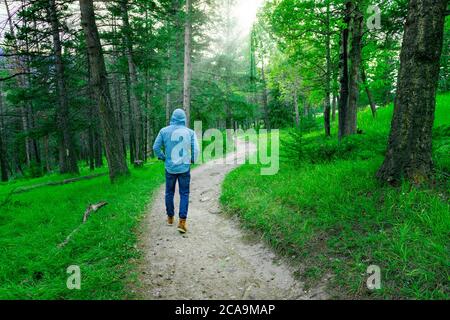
[[221, 93, 450, 299], [283, 129, 387, 164]]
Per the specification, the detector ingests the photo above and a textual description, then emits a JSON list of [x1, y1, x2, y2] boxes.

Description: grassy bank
[[221, 94, 450, 299], [0, 162, 165, 299]]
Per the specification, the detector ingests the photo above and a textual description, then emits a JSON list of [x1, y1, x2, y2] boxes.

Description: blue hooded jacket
[[153, 109, 200, 174]]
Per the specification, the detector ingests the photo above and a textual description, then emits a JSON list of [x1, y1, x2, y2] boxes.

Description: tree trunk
[[338, 2, 351, 140], [79, 0, 129, 182], [261, 61, 270, 130], [376, 0, 447, 185], [23, 9, 40, 167], [293, 88, 300, 128], [166, 76, 171, 125], [95, 133, 103, 168], [304, 100, 310, 117], [48, 0, 79, 174], [5, 0, 35, 168], [125, 72, 136, 164], [361, 66, 377, 117], [0, 80, 8, 181], [43, 135, 51, 173], [346, 1, 363, 137], [121, 0, 143, 161], [0, 90, 7, 181], [324, 3, 332, 137], [183, 0, 192, 127], [332, 94, 337, 122]]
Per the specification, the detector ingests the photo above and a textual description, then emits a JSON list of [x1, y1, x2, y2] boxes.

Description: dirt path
[[136, 139, 328, 300]]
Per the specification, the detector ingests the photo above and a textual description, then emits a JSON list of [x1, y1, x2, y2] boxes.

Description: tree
[[376, 0, 448, 185], [324, 1, 332, 136], [183, 0, 192, 127], [120, 0, 144, 162], [346, 1, 363, 135], [0, 82, 8, 181], [48, 0, 79, 174], [338, 1, 363, 140], [79, 0, 129, 182]]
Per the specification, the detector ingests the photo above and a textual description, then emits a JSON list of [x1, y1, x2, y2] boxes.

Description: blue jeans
[[165, 170, 191, 220]]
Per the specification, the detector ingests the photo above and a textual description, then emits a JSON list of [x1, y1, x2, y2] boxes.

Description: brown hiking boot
[[167, 216, 174, 226], [177, 219, 187, 233]]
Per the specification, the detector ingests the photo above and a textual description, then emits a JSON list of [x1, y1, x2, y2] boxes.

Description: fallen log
[[58, 201, 108, 248], [13, 173, 108, 194]]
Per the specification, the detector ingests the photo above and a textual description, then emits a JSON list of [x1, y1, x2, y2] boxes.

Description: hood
[[170, 109, 187, 126]]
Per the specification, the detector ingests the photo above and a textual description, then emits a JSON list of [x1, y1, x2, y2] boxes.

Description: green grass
[[221, 93, 450, 300], [0, 161, 165, 299]]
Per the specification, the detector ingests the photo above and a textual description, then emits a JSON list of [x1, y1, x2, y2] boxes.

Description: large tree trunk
[[338, 2, 351, 140], [346, 2, 363, 137], [121, 0, 143, 161], [376, 0, 447, 185], [324, 3, 332, 137], [361, 66, 377, 117], [79, 0, 129, 182], [183, 0, 192, 127], [48, 0, 79, 174]]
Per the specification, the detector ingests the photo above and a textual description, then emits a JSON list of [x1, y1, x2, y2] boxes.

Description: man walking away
[[153, 109, 199, 233]]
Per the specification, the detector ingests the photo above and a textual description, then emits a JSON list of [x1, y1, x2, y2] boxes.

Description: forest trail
[[136, 139, 328, 300]]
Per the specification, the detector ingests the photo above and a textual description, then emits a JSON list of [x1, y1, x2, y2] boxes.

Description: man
[[153, 109, 199, 233]]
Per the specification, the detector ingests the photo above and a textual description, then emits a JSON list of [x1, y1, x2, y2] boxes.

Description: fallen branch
[[13, 173, 107, 194], [83, 201, 108, 223], [58, 201, 108, 248]]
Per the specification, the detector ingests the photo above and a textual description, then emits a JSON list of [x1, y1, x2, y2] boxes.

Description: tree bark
[[346, 2, 363, 137], [0, 91, 7, 181], [293, 88, 300, 128], [43, 135, 51, 173], [261, 60, 270, 130], [79, 0, 129, 182], [183, 0, 192, 127], [324, 3, 332, 137], [125, 72, 136, 164], [338, 2, 351, 140], [121, 0, 143, 161], [376, 0, 447, 185], [332, 94, 337, 122], [0, 134, 7, 182], [166, 76, 171, 126], [48, 0, 79, 174], [94, 133, 103, 168], [88, 125, 95, 171], [361, 66, 377, 117]]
